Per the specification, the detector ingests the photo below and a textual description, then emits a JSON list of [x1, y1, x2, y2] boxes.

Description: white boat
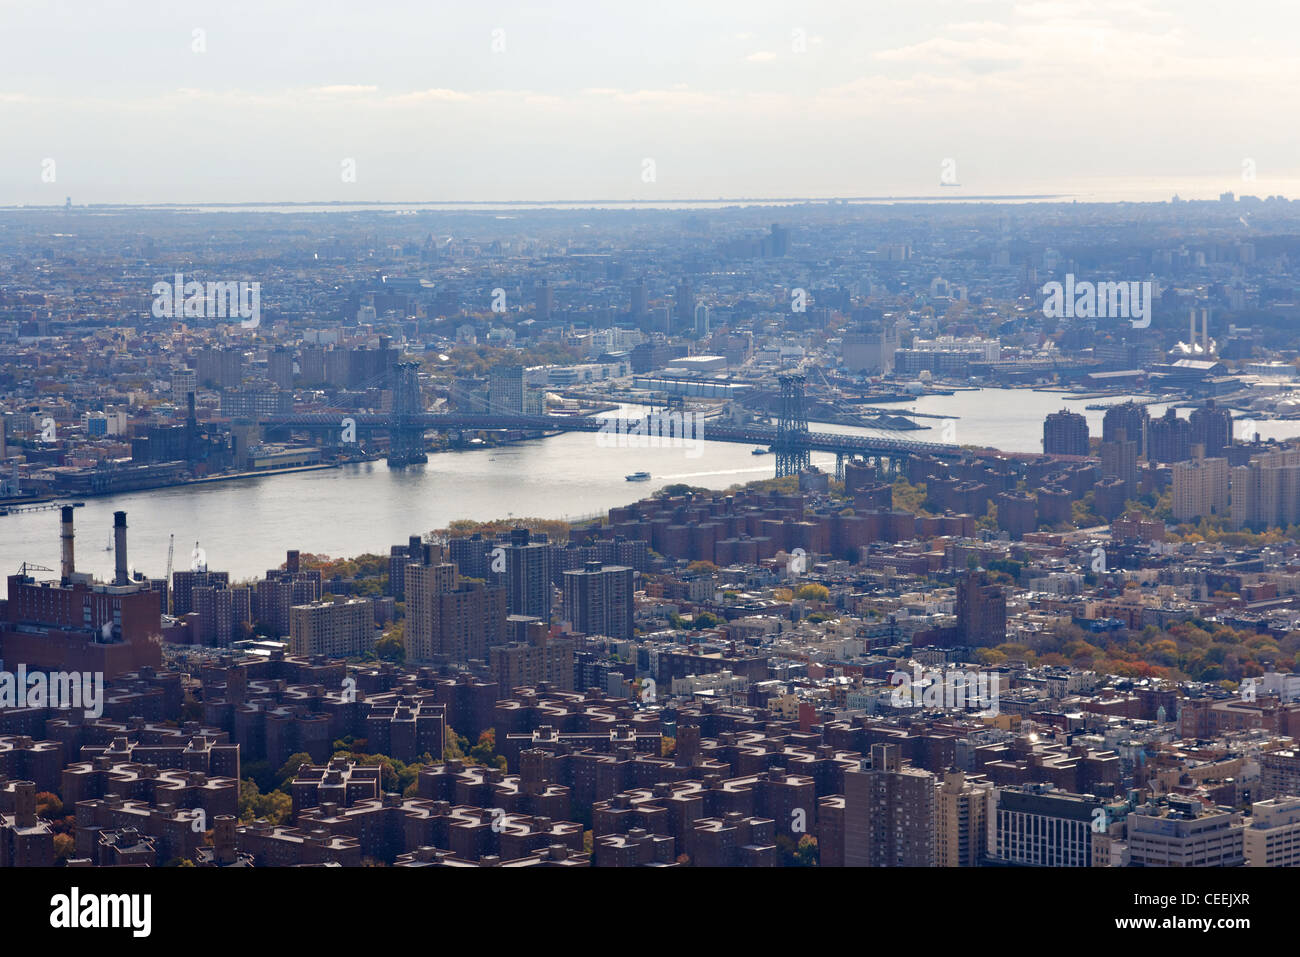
[[625, 471, 651, 482]]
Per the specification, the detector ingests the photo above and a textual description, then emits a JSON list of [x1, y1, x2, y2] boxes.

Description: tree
[[275, 753, 314, 791], [375, 621, 405, 663], [35, 791, 63, 819], [238, 780, 293, 825], [470, 729, 507, 769], [444, 726, 472, 762], [53, 833, 75, 862], [796, 583, 830, 602]]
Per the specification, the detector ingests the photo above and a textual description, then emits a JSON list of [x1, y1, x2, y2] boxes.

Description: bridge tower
[[388, 361, 428, 466], [774, 374, 810, 477]]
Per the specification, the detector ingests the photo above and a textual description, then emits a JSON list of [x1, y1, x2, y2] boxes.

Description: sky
[[1, 0, 1298, 204]]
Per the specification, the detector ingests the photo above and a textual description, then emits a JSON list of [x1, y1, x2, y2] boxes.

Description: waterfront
[[3, 388, 1299, 581]]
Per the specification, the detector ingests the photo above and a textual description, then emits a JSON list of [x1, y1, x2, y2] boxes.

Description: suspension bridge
[[259, 367, 965, 477]]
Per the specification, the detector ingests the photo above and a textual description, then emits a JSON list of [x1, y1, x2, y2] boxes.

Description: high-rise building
[[406, 553, 457, 660], [1148, 407, 1192, 464], [534, 280, 554, 320], [1245, 798, 1300, 867], [1102, 402, 1148, 457], [936, 770, 995, 867], [630, 279, 648, 318], [406, 547, 507, 663], [289, 599, 375, 658], [991, 786, 1101, 867], [765, 223, 790, 257], [844, 744, 935, 866], [956, 570, 1005, 646], [1043, 409, 1089, 456], [563, 562, 634, 640], [268, 346, 294, 390], [840, 326, 899, 375], [489, 617, 575, 692], [674, 281, 694, 330], [171, 368, 197, 404], [1189, 399, 1233, 459], [1099, 436, 1139, 499], [488, 364, 524, 416], [195, 347, 244, 390], [500, 528, 554, 620], [387, 535, 424, 600], [693, 302, 710, 339], [1172, 457, 1229, 522], [1231, 449, 1300, 531], [1126, 797, 1244, 867]]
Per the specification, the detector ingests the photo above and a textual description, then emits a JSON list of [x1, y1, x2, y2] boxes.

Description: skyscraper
[[406, 546, 507, 662], [488, 364, 524, 415], [674, 280, 694, 331], [936, 770, 994, 867], [500, 528, 554, 620], [534, 280, 554, 319], [693, 302, 710, 339], [630, 279, 647, 318], [1147, 407, 1192, 464], [563, 562, 634, 640], [844, 744, 936, 866], [1099, 435, 1139, 499], [956, 570, 1006, 646], [1189, 399, 1233, 459], [1042, 409, 1089, 456], [1102, 401, 1149, 457]]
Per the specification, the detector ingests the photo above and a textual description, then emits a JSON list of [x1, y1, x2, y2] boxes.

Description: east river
[[3, 389, 1297, 580]]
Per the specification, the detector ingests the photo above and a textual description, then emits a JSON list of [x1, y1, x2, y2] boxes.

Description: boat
[[625, 471, 651, 482], [751, 447, 770, 455]]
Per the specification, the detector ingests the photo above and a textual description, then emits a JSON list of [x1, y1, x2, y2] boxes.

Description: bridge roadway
[[261, 412, 964, 458]]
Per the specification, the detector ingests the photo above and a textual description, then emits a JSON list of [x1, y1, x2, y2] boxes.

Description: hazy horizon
[[2, 1, 1298, 204]]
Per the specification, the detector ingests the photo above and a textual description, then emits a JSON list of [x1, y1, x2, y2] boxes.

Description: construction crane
[[164, 534, 175, 615], [17, 561, 53, 578]]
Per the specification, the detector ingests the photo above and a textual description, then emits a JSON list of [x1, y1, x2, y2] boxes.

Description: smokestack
[[1202, 309, 1210, 355], [113, 511, 128, 585], [1189, 308, 1196, 350], [60, 505, 75, 582]]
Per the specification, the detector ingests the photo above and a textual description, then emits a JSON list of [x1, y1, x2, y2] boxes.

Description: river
[[2, 389, 1296, 580]]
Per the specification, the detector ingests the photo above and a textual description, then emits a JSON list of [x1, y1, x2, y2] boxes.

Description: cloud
[[309, 85, 379, 96]]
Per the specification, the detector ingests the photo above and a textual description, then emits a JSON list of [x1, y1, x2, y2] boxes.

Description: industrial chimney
[[60, 505, 75, 583], [113, 511, 128, 585]]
